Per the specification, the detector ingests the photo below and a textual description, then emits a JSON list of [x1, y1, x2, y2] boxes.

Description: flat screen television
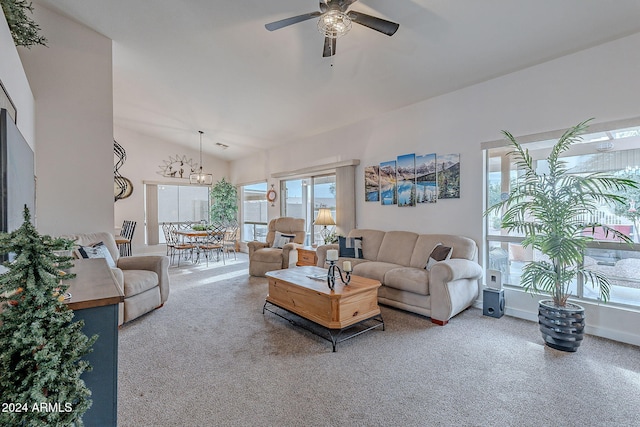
[[1, 108, 36, 235]]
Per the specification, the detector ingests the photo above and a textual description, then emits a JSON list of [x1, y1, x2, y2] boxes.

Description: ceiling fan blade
[[323, 37, 337, 57], [265, 11, 321, 31], [347, 11, 399, 36]]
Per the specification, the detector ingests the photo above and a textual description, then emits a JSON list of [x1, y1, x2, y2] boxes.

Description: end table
[[296, 246, 318, 267]]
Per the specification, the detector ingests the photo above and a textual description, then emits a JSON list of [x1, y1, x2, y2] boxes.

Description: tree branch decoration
[[0, 206, 96, 426], [1, 0, 47, 48]]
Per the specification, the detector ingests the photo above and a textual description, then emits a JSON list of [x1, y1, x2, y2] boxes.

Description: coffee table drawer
[[337, 288, 381, 326], [268, 278, 332, 326], [267, 276, 380, 329]]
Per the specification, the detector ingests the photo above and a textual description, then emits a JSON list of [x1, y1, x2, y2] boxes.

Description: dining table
[[174, 228, 225, 264]]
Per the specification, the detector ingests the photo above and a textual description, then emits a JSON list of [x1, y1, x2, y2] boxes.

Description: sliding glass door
[[146, 183, 210, 244], [240, 182, 268, 242], [282, 174, 336, 245]]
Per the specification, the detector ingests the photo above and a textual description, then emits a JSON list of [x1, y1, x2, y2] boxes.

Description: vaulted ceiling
[[37, 0, 640, 160]]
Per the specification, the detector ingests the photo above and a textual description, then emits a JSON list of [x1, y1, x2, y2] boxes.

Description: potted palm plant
[[485, 119, 637, 352]]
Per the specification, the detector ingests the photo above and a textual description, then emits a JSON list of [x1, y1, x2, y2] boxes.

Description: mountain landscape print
[[397, 153, 416, 207], [415, 153, 437, 203], [379, 160, 397, 205], [365, 165, 380, 202], [437, 153, 460, 199]]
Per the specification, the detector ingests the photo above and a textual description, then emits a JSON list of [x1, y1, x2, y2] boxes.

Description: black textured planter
[[538, 300, 585, 352]]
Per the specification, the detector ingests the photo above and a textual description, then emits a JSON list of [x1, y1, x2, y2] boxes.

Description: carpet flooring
[[117, 255, 640, 427]]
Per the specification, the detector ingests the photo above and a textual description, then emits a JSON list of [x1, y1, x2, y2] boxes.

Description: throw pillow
[[425, 243, 453, 270], [273, 231, 295, 249], [76, 241, 117, 268], [339, 236, 363, 259]]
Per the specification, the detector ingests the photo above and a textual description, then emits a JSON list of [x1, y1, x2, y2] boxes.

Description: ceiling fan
[[265, 0, 399, 57]]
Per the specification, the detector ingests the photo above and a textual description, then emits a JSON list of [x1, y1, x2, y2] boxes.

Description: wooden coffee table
[[264, 266, 384, 351]]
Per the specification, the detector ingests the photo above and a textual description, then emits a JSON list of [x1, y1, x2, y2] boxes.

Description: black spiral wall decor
[[114, 140, 133, 201]]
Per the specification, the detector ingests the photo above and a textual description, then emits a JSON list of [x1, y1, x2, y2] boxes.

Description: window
[[146, 183, 210, 244], [241, 182, 268, 242], [484, 122, 640, 307], [282, 174, 336, 245]]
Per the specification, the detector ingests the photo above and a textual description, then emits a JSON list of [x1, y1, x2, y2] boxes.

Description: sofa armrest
[[281, 243, 301, 268], [430, 259, 483, 282], [429, 259, 483, 324], [117, 255, 170, 304], [247, 240, 269, 258], [316, 244, 339, 267]]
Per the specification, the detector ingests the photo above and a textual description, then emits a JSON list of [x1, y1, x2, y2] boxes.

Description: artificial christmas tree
[[0, 206, 96, 427]]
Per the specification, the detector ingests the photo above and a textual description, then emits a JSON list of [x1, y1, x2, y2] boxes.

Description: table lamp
[[313, 207, 336, 244]]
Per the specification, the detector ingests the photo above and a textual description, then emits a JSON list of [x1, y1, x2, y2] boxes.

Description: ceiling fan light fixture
[[318, 10, 352, 38]]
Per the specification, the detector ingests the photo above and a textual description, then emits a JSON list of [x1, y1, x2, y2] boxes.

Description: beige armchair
[[248, 217, 305, 276], [64, 232, 169, 325]]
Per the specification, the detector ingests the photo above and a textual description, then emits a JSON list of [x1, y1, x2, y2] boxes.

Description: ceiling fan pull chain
[[331, 43, 334, 67]]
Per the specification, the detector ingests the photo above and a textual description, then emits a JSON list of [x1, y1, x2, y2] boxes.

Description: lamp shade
[[314, 208, 336, 226]]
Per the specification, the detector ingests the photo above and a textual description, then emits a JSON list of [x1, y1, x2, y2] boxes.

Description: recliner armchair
[[65, 232, 169, 325], [248, 217, 305, 276]]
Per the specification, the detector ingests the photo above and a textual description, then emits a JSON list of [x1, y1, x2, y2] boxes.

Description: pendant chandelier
[[189, 130, 213, 185]]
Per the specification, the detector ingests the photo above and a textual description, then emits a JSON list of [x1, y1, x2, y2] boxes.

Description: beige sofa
[[65, 232, 170, 325], [248, 217, 305, 277], [316, 229, 483, 325]]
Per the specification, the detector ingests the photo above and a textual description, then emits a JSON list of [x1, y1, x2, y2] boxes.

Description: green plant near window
[[1, 0, 47, 48], [485, 119, 637, 306], [484, 119, 638, 351], [210, 177, 238, 224]]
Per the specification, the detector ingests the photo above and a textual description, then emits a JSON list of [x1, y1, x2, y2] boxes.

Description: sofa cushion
[[251, 247, 285, 263], [266, 217, 306, 246], [347, 229, 386, 261], [384, 267, 430, 296], [76, 241, 117, 268], [425, 243, 453, 270], [338, 258, 369, 270], [339, 236, 363, 258], [111, 267, 125, 289], [409, 234, 478, 268], [66, 232, 121, 263], [273, 231, 295, 249], [353, 261, 403, 283], [376, 231, 419, 265], [122, 270, 159, 296]]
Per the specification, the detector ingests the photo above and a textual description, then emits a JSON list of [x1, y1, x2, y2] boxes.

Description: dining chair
[[200, 223, 226, 266], [166, 223, 196, 266], [116, 220, 136, 257], [223, 222, 239, 260], [161, 222, 175, 257]]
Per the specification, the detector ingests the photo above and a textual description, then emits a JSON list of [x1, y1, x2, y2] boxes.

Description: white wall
[[0, 10, 34, 152], [113, 126, 230, 251], [231, 32, 640, 345], [234, 32, 640, 243], [18, 4, 114, 236]]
